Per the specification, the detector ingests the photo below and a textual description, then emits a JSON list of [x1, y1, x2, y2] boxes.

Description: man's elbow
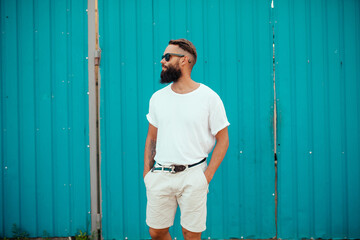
[[216, 127, 229, 149], [223, 136, 229, 149]]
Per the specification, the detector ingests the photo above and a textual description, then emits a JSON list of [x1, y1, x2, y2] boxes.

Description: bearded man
[[143, 39, 230, 240]]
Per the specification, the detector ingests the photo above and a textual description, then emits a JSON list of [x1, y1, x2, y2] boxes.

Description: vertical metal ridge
[[49, 0, 55, 234], [305, 0, 315, 236], [100, 0, 109, 236], [121, 2, 126, 236], [126, 0, 140, 233], [66, 0, 72, 234], [98, 1, 107, 237], [234, 0, 244, 235], [15, 0, 22, 227], [1, 0, 8, 235], [356, 3, 360, 222], [32, 0, 39, 235], [330, 1, 341, 236], [185, 0, 189, 39], [135, 0, 142, 236], [221, 0, 234, 235], [253, 0, 261, 235], [0, 0, 4, 234], [203, 0, 208, 86], [339, 0, 349, 237], [220, 0, 225, 234], [0, 1, 7, 236], [84, 0, 91, 232], [119, 0, 125, 235], [168, 0, 172, 37], [293, 2, 300, 237], [252, 1, 258, 233], [235, 0, 240, 228], [201, 0, 205, 84], [322, 0, 332, 236], [288, 1, 299, 237], [134, 0, 142, 235], [218, 0, 226, 234], [151, 0, 155, 92], [83, 2, 89, 227], [58, 0, 69, 230]]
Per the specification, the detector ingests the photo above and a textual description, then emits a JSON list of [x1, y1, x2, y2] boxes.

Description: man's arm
[[143, 123, 158, 178], [204, 127, 229, 183]]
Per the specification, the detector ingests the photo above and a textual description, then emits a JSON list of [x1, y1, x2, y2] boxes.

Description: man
[[143, 39, 230, 240]]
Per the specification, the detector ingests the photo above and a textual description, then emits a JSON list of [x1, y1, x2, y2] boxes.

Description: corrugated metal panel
[[275, 0, 360, 239], [99, 0, 275, 239], [0, 0, 90, 237]]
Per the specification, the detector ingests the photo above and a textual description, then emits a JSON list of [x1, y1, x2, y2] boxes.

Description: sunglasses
[[161, 53, 185, 61]]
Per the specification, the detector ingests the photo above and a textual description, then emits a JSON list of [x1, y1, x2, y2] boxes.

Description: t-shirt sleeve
[[146, 96, 158, 128], [209, 97, 230, 136]]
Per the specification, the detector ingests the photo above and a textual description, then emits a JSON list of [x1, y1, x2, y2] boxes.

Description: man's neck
[[171, 76, 200, 94]]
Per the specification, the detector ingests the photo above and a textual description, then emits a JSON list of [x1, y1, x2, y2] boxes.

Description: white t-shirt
[[146, 83, 230, 165]]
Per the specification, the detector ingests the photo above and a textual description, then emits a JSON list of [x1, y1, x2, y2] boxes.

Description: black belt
[[152, 158, 206, 174]]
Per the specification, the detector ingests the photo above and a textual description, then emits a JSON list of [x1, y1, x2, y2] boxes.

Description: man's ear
[[183, 55, 191, 64], [180, 56, 187, 66]]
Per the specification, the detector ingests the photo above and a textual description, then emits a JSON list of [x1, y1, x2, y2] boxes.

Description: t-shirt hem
[[211, 122, 230, 136], [146, 114, 158, 128]]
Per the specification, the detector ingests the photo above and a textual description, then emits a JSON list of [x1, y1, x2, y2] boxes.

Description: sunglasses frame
[[162, 53, 185, 61]]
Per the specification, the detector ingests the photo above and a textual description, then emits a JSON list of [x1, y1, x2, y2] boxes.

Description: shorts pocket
[[200, 169, 209, 186], [144, 170, 152, 184]]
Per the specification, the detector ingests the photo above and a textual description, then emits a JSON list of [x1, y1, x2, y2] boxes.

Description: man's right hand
[[143, 169, 150, 179]]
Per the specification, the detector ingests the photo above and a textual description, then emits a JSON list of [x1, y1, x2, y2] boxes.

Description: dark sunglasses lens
[[161, 53, 171, 61]]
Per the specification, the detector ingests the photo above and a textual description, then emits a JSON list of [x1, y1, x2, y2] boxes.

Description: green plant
[[11, 224, 30, 240], [75, 230, 89, 240], [89, 230, 98, 240], [42, 230, 51, 240]]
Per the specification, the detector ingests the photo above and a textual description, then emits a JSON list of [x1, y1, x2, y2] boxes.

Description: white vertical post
[[88, 0, 101, 239]]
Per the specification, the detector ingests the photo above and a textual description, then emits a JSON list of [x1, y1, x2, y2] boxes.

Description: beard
[[160, 64, 182, 84]]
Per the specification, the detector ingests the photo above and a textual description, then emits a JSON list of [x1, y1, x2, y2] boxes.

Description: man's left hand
[[204, 170, 213, 184]]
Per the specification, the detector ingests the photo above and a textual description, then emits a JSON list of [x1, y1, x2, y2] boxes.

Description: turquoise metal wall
[[98, 0, 275, 239], [275, 0, 360, 239], [0, 0, 90, 237]]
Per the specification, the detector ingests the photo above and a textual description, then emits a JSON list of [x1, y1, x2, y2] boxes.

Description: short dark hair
[[169, 39, 197, 65]]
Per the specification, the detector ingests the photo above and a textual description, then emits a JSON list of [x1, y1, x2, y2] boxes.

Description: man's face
[[160, 45, 183, 84]]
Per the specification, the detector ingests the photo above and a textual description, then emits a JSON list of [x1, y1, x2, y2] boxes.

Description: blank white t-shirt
[[146, 83, 230, 165]]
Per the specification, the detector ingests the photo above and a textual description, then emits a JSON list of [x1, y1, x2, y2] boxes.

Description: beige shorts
[[144, 161, 209, 233]]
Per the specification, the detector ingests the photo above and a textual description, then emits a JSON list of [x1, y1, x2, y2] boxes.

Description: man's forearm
[[204, 127, 229, 183], [144, 138, 156, 175], [204, 138, 229, 182]]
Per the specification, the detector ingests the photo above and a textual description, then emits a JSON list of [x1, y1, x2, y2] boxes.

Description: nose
[[160, 58, 166, 65]]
